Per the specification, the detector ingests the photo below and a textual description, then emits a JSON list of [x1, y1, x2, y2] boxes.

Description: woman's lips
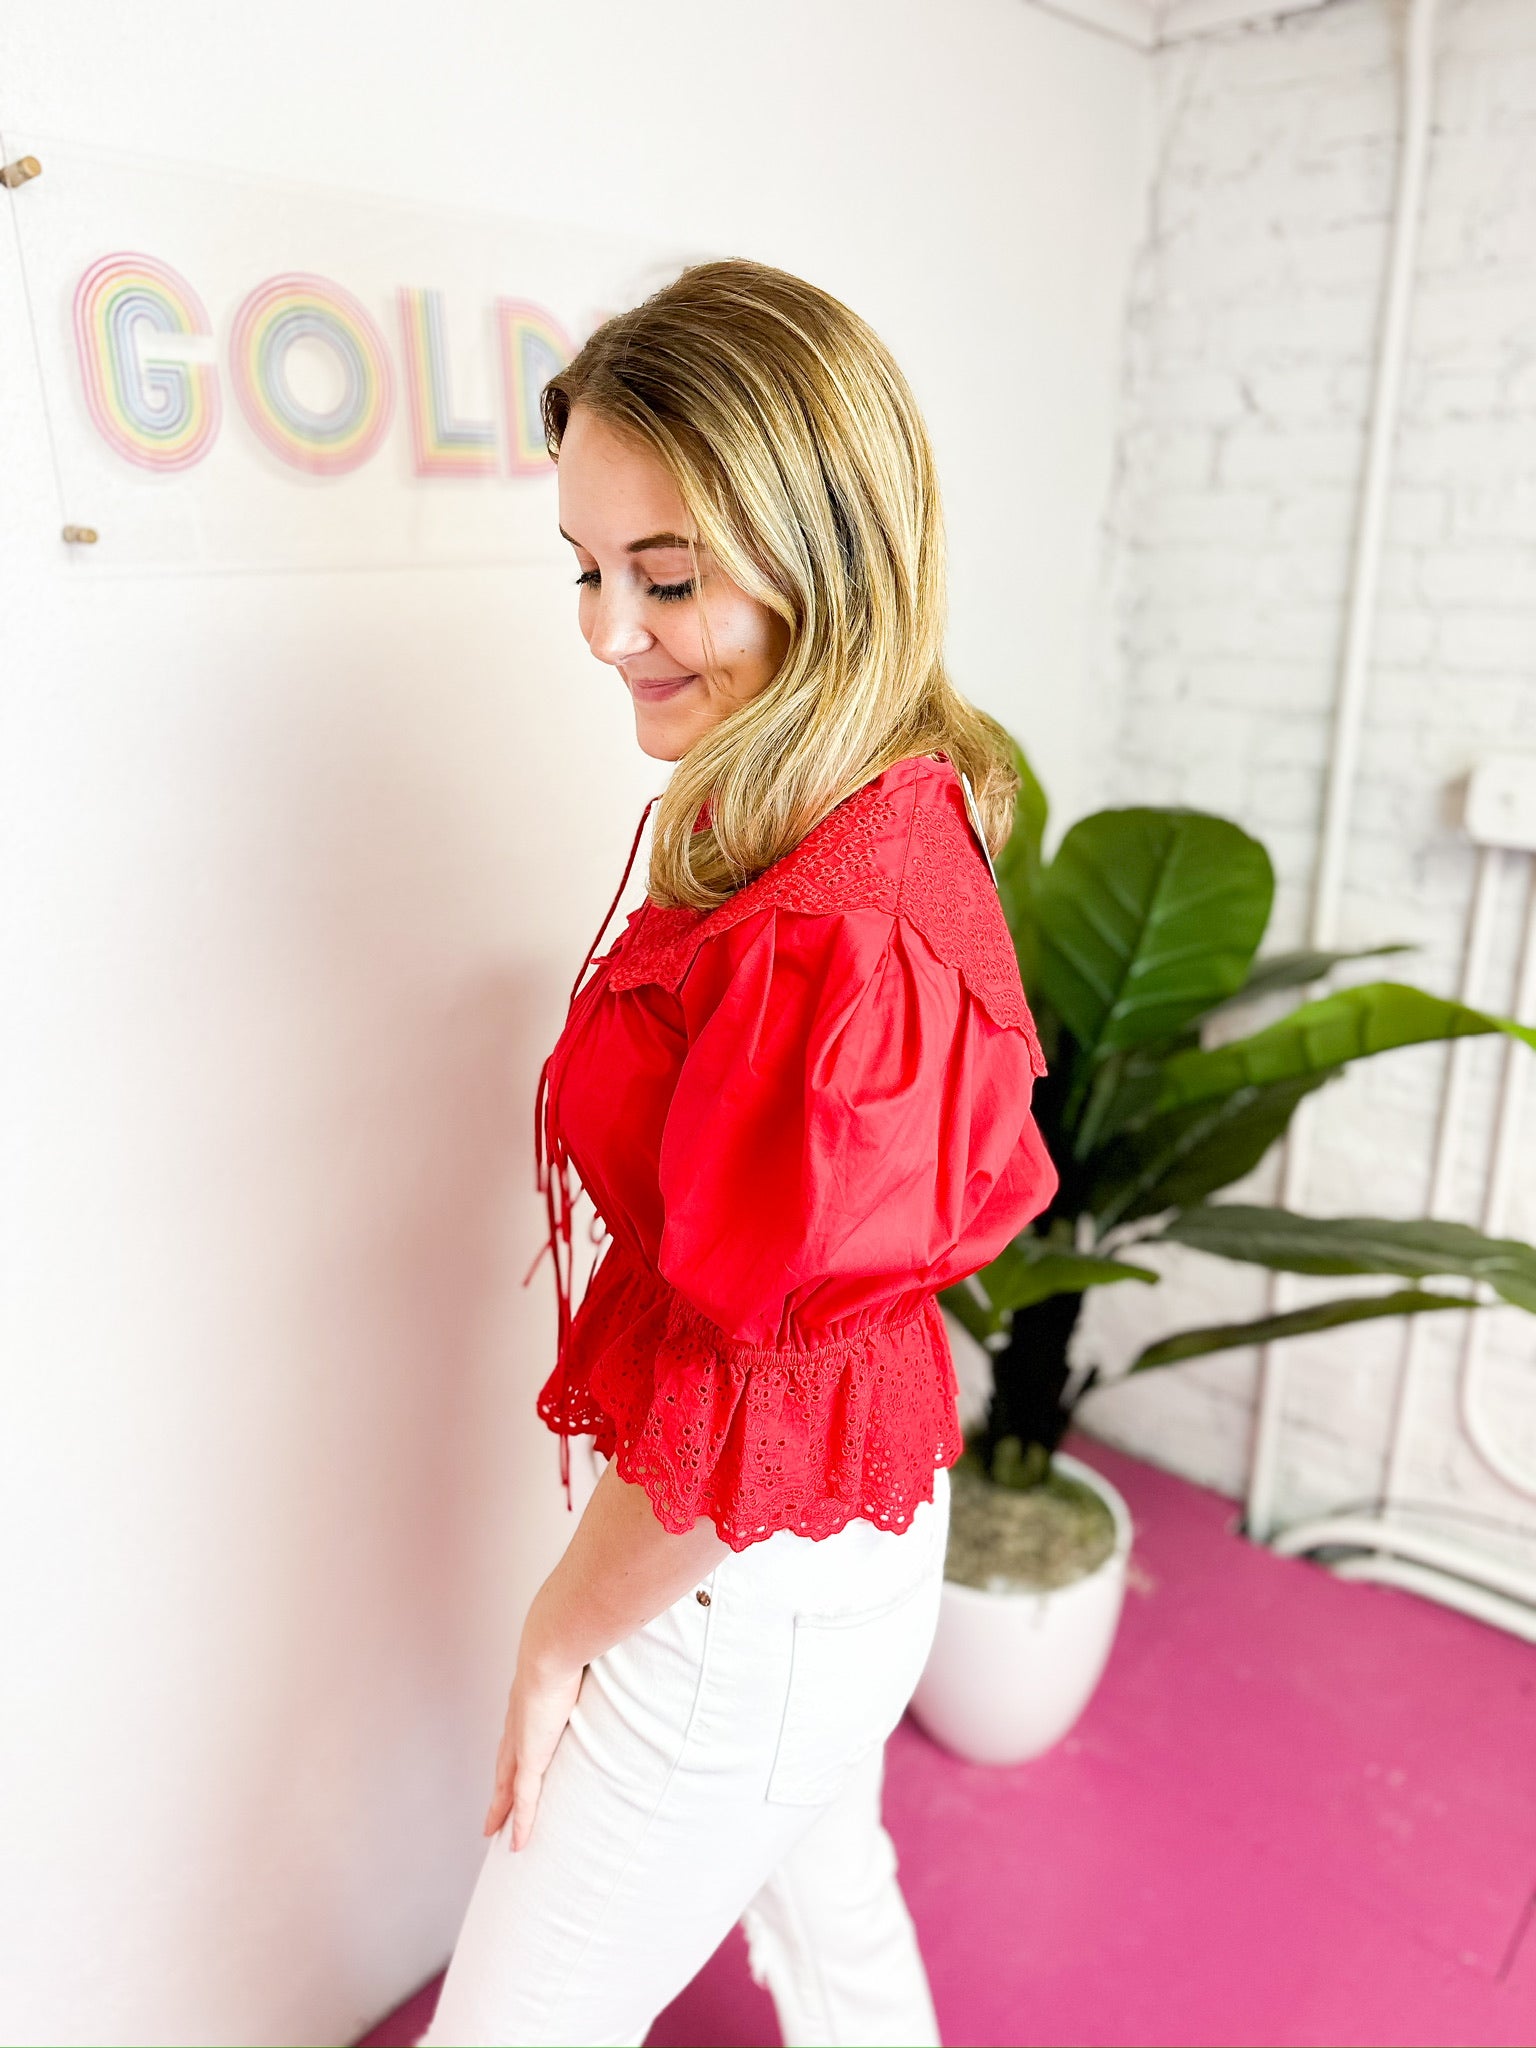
[[626, 672, 698, 702]]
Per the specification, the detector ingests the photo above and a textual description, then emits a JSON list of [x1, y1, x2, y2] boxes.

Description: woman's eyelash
[[573, 570, 695, 604]]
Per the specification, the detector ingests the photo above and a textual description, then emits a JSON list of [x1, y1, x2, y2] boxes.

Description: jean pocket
[[764, 1560, 942, 1807]]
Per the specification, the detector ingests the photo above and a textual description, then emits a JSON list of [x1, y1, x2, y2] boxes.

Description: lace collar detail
[[607, 755, 1044, 1069]]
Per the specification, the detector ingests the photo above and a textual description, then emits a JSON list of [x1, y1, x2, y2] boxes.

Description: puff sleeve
[[654, 903, 1055, 1346], [562, 899, 1057, 1549]]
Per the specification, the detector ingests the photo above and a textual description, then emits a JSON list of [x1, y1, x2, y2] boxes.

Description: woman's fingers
[[509, 1761, 542, 1853], [481, 1658, 584, 1848], [482, 1775, 508, 1838], [481, 1759, 538, 1852], [482, 1778, 508, 1838], [483, 1721, 516, 1835]]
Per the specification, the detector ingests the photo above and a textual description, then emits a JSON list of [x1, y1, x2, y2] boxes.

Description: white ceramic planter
[[908, 1450, 1133, 1767]]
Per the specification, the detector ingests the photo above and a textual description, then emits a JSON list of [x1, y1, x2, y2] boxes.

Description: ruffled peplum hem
[[535, 1244, 964, 1553]]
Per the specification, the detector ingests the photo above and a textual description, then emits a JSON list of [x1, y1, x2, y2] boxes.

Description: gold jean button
[[695, 1588, 711, 1605]]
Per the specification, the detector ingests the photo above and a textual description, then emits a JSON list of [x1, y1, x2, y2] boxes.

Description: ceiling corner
[[1028, 0, 1332, 51]]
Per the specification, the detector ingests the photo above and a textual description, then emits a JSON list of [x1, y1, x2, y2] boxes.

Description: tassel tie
[[530, 794, 659, 1512]]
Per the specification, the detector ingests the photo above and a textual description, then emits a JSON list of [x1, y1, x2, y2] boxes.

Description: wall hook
[[1, 156, 42, 189]]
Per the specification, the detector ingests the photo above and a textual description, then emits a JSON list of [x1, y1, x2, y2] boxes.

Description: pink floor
[[362, 1438, 1536, 2048]]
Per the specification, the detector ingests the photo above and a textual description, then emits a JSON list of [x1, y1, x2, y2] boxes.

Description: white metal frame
[[1269, 825, 1536, 1638]]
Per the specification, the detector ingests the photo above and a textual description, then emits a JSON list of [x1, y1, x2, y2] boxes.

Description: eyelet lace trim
[[607, 759, 1046, 1075], [536, 1247, 964, 1552]]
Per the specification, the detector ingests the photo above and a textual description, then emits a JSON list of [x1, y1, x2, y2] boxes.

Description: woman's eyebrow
[[558, 526, 696, 553], [627, 531, 695, 552]]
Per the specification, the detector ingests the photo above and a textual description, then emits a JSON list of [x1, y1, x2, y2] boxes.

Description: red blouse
[[532, 751, 1058, 1552]]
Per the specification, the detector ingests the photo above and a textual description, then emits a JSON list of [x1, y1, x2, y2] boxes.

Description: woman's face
[[556, 404, 791, 762]]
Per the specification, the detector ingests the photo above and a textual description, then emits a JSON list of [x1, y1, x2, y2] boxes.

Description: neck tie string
[[531, 795, 660, 1512]]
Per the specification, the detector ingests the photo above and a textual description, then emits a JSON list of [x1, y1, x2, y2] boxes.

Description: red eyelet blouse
[[531, 751, 1059, 1552]]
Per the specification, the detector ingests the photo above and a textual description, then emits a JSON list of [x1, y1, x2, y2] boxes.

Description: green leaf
[[1155, 982, 1536, 1111], [1072, 1050, 1137, 1162], [1204, 944, 1414, 1015], [1065, 1052, 1170, 1157], [977, 1238, 1159, 1315], [1032, 809, 1273, 1075], [1087, 1072, 1337, 1229], [1000, 1252, 1161, 1311], [995, 738, 1048, 944], [939, 1278, 1002, 1347], [1129, 1288, 1474, 1371], [1159, 1205, 1536, 1314]]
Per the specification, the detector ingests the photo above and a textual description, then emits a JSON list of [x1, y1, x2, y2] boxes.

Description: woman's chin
[[632, 702, 702, 763]]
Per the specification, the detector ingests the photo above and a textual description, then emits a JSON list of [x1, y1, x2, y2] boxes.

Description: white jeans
[[422, 1460, 951, 2048]]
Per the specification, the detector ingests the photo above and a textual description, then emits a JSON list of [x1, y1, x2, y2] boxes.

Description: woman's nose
[[586, 582, 655, 667]]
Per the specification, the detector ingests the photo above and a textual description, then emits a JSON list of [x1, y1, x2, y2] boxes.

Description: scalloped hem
[[549, 1421, 962, 1553], [535, 1258, 967, 1550]]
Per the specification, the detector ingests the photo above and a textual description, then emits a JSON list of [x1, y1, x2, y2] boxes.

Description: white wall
[[1079, 0, 1536, 1567], [0, 6, 1151, 2043]]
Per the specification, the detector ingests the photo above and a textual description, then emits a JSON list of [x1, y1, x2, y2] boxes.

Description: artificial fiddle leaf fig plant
[[942, 738, 1536, 1490]]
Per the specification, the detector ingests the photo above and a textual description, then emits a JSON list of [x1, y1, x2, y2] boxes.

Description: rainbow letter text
[[229, 272, 394, 475], [73, 252, 221, 472]]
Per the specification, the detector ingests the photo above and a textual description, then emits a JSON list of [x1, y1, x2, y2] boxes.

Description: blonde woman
[[422, 259, 1057, 2048]]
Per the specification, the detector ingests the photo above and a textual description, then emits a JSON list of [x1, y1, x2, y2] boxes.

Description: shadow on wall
[[50, 601, 574, 2042]]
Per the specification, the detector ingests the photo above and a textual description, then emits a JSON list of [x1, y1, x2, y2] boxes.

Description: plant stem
[[977, 1290, 1085, 1480]]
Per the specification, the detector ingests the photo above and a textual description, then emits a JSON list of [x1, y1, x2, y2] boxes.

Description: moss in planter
[[944, 1447, 1118, 1594]]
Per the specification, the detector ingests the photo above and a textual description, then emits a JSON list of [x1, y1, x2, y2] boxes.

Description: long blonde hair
[[541, 258, 1019, 910]]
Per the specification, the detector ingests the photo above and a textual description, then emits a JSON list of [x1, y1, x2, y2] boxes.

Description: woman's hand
[[483, 1643, 586, 1853], [479, 1462, 728, 1853]]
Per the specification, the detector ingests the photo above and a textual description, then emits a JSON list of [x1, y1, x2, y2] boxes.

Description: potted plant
[[909, 740, 1536, 1768]]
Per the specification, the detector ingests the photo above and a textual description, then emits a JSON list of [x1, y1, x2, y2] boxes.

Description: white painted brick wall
[[1076, 0, 1536, 1571]]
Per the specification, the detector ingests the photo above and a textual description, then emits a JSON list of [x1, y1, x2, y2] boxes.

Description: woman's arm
[[484, 1460, 731, 1849]]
